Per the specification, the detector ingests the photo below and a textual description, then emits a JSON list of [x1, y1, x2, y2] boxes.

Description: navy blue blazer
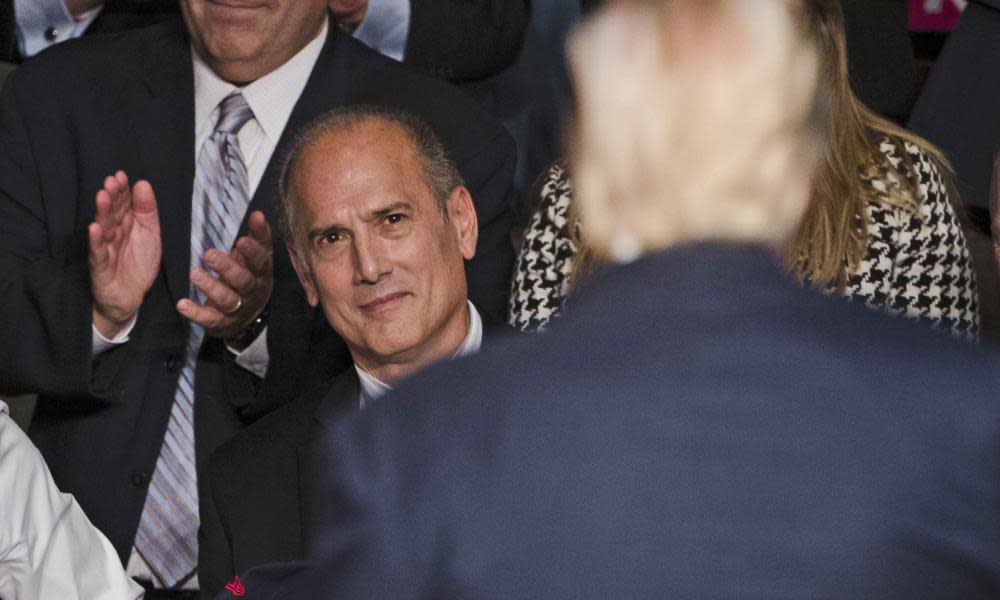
[[228, 243, 1000, 599]]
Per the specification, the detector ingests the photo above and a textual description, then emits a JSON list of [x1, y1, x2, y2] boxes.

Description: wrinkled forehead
[[291, 122, 429, 215]]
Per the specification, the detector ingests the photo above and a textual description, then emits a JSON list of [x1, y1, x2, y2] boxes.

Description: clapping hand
[[177, 211, 274, 341], [89, 171, 161, 339]]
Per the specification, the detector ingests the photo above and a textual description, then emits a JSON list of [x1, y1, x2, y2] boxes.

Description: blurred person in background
[[509, 0, 978, 340], [220, 0, 1000, 597]]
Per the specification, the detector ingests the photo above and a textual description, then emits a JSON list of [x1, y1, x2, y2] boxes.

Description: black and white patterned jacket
[[509, 144, 979, 339]]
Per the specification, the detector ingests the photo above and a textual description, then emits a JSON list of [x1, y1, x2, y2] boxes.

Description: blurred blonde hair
[[567, 0, 823, 261], [784, 0, 958, 288]]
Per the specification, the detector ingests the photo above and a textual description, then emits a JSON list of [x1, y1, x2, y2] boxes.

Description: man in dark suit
[[199, 105, 512, 599], [0, 0, 515, 594], [228, 1, 1000, 597]]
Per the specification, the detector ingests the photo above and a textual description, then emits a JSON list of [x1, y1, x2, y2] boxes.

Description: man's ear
[[447, 186, 478, 260], [287, 243, 320, 307]]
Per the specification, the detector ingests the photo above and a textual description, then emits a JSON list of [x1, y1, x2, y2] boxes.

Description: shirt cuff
[[91, 313, 137, 357], [228, 327, 269, 379], [15, 0, 102, 58], [353, 0, 410, 62]]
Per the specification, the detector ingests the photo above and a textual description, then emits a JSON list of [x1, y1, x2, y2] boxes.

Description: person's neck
[[354, 302, 472, 387]]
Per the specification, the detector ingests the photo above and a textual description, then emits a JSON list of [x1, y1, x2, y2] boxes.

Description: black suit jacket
[[199, 370, 357, 599], [200, 316, 512, 598], [234, 244, 1000, 598], [0, 18, 516, 562], [909, 0, 1000, 220], [406, 0, 529, 83], [841, 0, 916, 124], [198, 369, 359, 598]]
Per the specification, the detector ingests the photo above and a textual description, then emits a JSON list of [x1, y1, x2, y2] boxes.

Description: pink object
[[909, 0, 966, 31]]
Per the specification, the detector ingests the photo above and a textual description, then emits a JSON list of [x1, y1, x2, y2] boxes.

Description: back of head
[[568, 0, 822, 261]]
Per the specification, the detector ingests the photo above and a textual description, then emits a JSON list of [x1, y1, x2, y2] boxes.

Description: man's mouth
[[360, 292, 409, 313]]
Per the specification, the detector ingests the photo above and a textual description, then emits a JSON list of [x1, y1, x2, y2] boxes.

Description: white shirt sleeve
[[352, 0, 411, 62], [227, 326, 270, 379], [91, 313, 138, 357], [0, 402, 143, 600], [14, 0, 102, 58]]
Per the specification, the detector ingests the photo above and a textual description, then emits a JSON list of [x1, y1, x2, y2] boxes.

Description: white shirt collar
[[356, 300, 484, 408], [192, 19, 328, 145]]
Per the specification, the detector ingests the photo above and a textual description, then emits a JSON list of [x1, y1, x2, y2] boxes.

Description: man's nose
[[352, 231, 392, 284]]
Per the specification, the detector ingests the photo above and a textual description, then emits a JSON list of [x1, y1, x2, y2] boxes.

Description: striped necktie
[[134, 92, 254, 588]]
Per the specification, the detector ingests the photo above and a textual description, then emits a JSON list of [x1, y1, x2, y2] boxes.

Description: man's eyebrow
[[366, 201, 413, 222]]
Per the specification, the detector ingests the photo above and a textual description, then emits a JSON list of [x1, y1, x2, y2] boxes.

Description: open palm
[[89, 171, 161, 336]]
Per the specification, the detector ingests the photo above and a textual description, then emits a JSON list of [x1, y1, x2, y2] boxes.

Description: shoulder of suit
[[11, 18, 183, 88], [208, 382, 331, 473]]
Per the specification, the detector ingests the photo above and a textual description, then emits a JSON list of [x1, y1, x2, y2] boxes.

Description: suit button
[[130, 472, 149, 488], [165, 355, 181, 372], [44, 27, 59, 41]]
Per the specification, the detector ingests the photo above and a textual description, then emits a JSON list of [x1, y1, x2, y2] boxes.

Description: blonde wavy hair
[[567, 0, 823, 262], [783, 0, 958, 288]]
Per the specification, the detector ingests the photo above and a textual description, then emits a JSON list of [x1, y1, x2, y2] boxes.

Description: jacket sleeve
[[0, 67, 127, 399]]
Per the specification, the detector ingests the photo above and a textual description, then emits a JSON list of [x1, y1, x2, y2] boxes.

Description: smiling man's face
[[287, 118, 477, 379], [181, 0, 329, 84]]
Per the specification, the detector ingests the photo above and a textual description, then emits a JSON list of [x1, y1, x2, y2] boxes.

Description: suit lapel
[[243, 21, 353, 230], [296, 369, 359, 556], [130, 20, 196, 305]]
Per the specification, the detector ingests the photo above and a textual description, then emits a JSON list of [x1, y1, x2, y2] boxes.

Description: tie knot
[[215, 92, 254, 135]]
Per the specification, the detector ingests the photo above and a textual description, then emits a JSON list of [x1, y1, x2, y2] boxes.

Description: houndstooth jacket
[[508, 143, 980, 339]]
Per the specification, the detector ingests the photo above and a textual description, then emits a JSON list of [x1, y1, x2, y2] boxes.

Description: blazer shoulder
[[11, 18, 184, 91]]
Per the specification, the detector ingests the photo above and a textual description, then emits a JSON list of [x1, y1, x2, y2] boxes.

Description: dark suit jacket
[[0, 0, 179, 62], [199, 371, 358, 599], [909, 0, 1000, 221], [234, 244, 1000, 598], [841, 0, 916, 124], [406, 0, 530, 83], [200, 316, 512, 598], [0, 17, 516, 562]]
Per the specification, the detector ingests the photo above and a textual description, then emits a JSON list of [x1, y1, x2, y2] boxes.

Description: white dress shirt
[[357, 300, 483, 408], [14, 0, 101, 58], [354, 0, 411, 62], [0, 401, 143, 600]]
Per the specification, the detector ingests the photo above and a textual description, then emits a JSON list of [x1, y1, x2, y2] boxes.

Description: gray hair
[[277, 105, 465, 251]]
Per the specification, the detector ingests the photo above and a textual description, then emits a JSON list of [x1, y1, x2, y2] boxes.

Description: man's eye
[[385, 213, 405, 225], [319, 232, 342, 245]]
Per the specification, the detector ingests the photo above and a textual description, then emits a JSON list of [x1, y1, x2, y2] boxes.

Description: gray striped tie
[[134, 92, 254, 588]]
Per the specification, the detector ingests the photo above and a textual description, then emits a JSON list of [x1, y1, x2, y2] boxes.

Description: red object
[[909, 0, 966, 31], [225, 576, 247, 597]]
